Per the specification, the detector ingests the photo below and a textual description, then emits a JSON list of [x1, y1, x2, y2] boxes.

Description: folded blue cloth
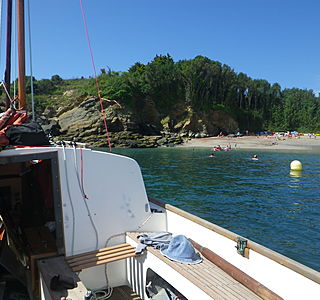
[[135, 232, 172, 254], [135, 233, 202, 265], [160, 235, 202, 264]]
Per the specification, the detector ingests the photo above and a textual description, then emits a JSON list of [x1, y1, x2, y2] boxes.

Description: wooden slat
[[66, 243, 137, 272], [69, 248, 136, 268], [67, 244, 133, 264], [66, 243, 132, 261], [72, 252, 136, 272]]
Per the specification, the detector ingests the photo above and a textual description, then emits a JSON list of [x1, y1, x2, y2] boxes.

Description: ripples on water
[[109, 148, 320, 272]]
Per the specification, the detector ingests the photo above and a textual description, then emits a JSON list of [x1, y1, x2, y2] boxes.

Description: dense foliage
[[18, 55, 320, 133]]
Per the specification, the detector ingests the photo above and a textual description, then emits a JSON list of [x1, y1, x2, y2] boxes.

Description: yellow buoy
[[290, 160, 302, 171]]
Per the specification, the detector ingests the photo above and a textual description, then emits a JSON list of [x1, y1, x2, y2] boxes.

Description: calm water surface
[[108, 148, 320, 272]]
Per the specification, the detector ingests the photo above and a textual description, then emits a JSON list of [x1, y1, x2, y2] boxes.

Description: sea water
[[109, 148, 320, 272]]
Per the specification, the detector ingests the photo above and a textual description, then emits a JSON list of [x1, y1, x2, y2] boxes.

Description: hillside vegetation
[[3, 55, 319, 147]]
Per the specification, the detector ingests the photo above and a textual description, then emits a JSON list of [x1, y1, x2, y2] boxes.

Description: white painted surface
[[57, 148, 151, 254], [56, 147, 152, 289], [166, 210, 320, 300]]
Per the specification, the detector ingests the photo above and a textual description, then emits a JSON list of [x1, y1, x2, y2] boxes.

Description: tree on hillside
[[177, 56, 223, 109], [51, 75, 63, 85], [143, 54, 180, 111]]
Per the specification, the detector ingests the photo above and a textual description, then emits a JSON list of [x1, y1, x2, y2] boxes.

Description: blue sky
[[1, 0, 319, 92]]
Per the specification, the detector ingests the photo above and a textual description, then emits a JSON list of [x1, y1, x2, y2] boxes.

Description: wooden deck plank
[[180, 260, 235, 286], [188, 264, 256, 300], [127, 232, 263, 300]]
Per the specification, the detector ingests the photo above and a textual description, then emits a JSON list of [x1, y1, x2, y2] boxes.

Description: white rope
[[72, 146, 99, 250], [0, 81, 13, 102], [26, 0, 35, 120], [100, 212, 153, 299]]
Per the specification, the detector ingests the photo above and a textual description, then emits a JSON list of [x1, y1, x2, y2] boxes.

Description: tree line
[[18, 55, 320, 133]]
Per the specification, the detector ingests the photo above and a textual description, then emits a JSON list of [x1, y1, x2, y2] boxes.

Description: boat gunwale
[[149, 197, 320, 285]]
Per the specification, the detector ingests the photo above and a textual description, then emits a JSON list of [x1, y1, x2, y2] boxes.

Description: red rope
[[79, 0, 112, 152]]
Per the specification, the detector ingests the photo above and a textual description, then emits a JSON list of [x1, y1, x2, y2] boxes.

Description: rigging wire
[[0, 0, 3, 79], [79, 0, 112, 152], [26, 0, 34, 120]]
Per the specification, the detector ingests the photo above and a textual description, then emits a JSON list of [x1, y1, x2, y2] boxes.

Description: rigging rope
[[12, 0, 17, 99], [79, 0, 112, 152]]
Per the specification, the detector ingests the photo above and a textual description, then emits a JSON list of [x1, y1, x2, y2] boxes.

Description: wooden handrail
[[190, 239, 283, 300]]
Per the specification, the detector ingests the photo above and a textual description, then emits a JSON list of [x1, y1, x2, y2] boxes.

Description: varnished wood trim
[[71, 252, 136, 272], [66, 243, 132, 261], [66, 243, 137, 272], [149, 197, 320, 285], [190, 239, 283, 300]]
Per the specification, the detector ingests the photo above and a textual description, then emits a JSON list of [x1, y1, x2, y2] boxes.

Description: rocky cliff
[[40, 97, 239, 148]]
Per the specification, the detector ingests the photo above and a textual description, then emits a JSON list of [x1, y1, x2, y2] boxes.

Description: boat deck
[[127, 232, 263, 300]]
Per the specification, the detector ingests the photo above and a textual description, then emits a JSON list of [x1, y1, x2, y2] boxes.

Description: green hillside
[[8, 54, 320, 134]]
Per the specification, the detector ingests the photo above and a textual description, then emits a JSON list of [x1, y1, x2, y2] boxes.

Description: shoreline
[[178, 135, 320, 152]]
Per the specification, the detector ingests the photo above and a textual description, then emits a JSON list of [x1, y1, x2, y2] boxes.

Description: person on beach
[[252, 154, 258, 161]]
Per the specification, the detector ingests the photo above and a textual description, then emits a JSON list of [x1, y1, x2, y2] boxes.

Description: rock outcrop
[[39, 97, 238, 148]]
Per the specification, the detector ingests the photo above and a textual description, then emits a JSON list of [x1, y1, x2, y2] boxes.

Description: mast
[[4, 0, 12, 109], [17, 0, 26, 110]]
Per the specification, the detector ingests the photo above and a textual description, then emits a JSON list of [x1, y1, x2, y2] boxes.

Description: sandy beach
[[179, 135, 320, 152]]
